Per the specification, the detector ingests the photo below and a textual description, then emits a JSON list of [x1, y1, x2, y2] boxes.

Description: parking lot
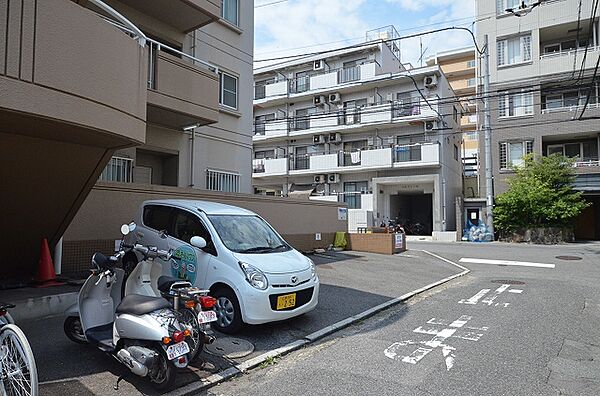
[[18, 250, 462, 395]]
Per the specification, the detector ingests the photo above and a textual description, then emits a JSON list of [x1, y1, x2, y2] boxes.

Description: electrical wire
[[255, 0, 288, 8]]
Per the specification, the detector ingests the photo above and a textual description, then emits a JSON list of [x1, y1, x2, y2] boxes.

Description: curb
[[166, 250, 470, 396], [11, 292, 78, 322]]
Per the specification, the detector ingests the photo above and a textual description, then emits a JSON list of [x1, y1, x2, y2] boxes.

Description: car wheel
[[213, 287, 242, 334]]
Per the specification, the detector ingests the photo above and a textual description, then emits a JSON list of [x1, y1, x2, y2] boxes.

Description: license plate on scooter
[[166, 341, 190, 360], [198, 310, 217, 324]]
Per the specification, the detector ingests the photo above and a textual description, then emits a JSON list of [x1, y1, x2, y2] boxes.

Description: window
[[467, 60, 476, 68], [293, 70, 311, 93], [219, 72, 238, 109], [254, 150, 275, 160], [206, 169, 240, 193], [171, 209, 212, 245], [496, 0, 529, 15], [497, 35, 532, 66], [498, 91, 534, 117], [541, 88, 596, 111], [294, 108, 312, 130], [254, 113, 275, 135], [99, 156, 133, 183], [343, 181, 368, 209], [547, 141, 599, 162], [222, 0, 238, 26], [499, 141, 533, 170], [143, 205, 172, 231]]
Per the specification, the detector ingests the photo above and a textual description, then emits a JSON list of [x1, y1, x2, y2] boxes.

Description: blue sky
[[254, 0, 476, 68]]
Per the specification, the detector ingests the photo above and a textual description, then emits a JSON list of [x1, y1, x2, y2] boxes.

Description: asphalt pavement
[[16, 250, 462, 395], [204, 242, 600, 396]]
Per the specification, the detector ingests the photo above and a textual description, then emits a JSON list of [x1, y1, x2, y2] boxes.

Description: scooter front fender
[[65, 302, 79, 317]]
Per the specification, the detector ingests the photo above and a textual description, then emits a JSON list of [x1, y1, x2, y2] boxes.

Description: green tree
[[493, 154, 590, 234]]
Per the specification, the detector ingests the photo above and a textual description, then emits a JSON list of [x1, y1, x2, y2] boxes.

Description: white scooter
[[122, 234, 217, 361], [63, 224, 192, 391]]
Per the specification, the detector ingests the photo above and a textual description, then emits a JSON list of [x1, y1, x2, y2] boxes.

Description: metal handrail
[[99, 15, 219, 74], [88, 0, 146, 47]]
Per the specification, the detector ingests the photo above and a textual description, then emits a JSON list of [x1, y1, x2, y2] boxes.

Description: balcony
[[109, 0, 220, 32], [255, 61, 381, 101], [540, 46, 600, 74], [147, 47, 219, 129], [252, 158, 288, 177], [283, 143, 441, 176]]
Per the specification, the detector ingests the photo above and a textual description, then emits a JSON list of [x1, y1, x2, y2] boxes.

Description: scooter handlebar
[[132, 244, 171, 260]]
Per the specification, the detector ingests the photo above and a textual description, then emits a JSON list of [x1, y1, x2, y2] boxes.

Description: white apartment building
[[477, 0, 600, 240], [252, 27, 463, 237]]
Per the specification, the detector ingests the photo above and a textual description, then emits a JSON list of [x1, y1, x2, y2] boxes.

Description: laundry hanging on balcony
[[350, 150, 361, 164]]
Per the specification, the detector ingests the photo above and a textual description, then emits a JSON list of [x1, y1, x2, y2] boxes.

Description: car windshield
[[207, 215, 290, 254]]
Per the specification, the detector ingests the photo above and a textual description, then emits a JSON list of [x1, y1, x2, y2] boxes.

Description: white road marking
[[482, 284, 510, 305], [459, 289, 490, 304], [508, 289, 523, 294], [459, 257, 555, 269], [386, 315, 488, 370]]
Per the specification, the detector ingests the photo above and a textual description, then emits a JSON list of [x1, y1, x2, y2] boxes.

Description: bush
[[493, 154, 590, 234]]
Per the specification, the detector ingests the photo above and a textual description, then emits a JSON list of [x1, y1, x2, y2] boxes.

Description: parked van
[[124, 200, 320, 333]]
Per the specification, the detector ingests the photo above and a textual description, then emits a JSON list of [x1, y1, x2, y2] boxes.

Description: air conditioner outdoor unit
[[314, 175, 326, 183], [313, 60, 325, 71], [328, 173, 340, 183], [328, 132, 341, 142], [313, 135, 325, 144], [424, 75, 438, 88], [424, 121, 438, 131], [314, 95, 327, 106], [329, 93, 342, 103]]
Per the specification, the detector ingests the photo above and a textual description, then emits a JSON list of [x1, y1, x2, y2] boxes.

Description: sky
[[254, 0, 476, 68]]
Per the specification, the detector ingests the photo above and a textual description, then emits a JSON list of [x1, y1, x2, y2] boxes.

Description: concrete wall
[[62, 182, 347, 273]]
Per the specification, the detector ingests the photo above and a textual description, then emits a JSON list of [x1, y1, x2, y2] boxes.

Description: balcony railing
[[256, 60, 380, 99], [252, 157, 288, 175], [99, 156, 133, 183], [254, 100, 439, 139], [541, 102, 600, 114]]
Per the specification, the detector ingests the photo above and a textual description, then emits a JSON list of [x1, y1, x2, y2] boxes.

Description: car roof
[[142, 199, 256, 216]]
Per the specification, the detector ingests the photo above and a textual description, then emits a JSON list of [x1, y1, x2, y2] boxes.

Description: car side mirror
[[190, 236, 207, 249]]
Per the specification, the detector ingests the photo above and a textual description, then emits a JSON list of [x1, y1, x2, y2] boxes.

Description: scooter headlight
[[239, 262, 268, 290]]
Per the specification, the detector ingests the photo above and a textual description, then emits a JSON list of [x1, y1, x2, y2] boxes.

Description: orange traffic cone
[[34, 238, 64, 287]]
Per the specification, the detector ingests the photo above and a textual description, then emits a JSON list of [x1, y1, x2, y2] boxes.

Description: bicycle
[[0, 302, 38, 396]]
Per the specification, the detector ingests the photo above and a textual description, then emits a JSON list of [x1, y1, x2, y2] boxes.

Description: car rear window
[[143, 205, 172, 231]]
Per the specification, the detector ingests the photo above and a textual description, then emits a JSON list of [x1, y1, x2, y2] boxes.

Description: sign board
[[315, 233, 322, 241], [394, 233, 404, 249], [338, 207, 348, 221]]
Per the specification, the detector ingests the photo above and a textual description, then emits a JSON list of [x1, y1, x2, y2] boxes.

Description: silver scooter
[[63, 224, 191, 390]]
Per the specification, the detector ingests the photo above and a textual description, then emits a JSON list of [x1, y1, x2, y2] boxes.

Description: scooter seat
[[157, 276, 191, 293], [116, 294, 171, 316]]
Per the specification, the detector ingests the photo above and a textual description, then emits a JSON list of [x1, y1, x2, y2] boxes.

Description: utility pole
[[482, 34, 494, 239]]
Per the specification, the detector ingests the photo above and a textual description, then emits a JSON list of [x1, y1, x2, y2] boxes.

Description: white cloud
[[254, 0, 368, 65]]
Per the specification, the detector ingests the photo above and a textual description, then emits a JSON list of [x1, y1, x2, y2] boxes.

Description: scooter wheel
[[63, 316, 87, 344], [149, 348, 176, 391]]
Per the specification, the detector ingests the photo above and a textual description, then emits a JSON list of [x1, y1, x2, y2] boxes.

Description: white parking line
[[482, 284, 510, 306], [459, 257, 555, 269]]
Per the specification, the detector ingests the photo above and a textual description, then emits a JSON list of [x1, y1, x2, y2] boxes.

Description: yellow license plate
[[276, 293, 297, 310]]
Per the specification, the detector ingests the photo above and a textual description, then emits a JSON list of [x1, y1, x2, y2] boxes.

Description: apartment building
[[100, 0, 254, 193], [426, 47, 479, 199], [0, 0, 252, 277], [477, 0, 600, 239], [252, 27, 463, 237]]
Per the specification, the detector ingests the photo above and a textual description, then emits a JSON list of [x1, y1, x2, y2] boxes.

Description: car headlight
[[239, 262, 268, 290], [308, 258, 317, 280]]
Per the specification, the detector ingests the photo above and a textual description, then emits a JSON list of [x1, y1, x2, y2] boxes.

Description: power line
[[255, 0, 288, 8]]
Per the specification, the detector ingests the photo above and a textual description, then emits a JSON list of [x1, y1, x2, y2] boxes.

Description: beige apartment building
[[426, 47, 479, 199], [0, 0, 254, 277]]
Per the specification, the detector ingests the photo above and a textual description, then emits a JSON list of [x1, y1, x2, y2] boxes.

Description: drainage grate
[[555, 255, 582, 261], [491, 280, 525, 285]]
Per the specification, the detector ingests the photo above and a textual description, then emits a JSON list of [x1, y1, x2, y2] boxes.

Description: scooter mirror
[[190, 236, 207, 249], [128, 222, 137, 233], [120, 224, 130, 236]]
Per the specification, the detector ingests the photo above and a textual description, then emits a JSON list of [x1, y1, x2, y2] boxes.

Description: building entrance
[[389, 193, 433, 235]]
